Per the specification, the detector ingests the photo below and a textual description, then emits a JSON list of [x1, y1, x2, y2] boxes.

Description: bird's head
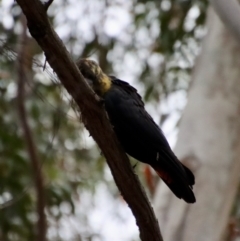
[[76, 59, 111, 96]]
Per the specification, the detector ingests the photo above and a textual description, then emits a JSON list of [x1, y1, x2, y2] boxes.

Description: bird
[[77, 58, 196, 203]]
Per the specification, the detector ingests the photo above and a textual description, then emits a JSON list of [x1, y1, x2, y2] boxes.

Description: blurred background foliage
[[0, 0, 208, 240]]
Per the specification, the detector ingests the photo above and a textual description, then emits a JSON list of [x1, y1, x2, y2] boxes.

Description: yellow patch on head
[[100, 75, 112, 94], [77, 58, 112, 95], [90, 61, 112, 94]]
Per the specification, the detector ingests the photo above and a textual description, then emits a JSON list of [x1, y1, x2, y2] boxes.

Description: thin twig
[[16, 16, 47, 241], [0, 186, 31, 210]]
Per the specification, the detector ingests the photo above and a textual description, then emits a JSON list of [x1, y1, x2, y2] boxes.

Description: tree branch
[[15, 0, 163, 240], [210, 0, 240, 42], [16, 16, 47, 241]]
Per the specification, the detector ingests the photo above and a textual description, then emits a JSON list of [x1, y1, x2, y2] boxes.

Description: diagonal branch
[[16, 16, 47, 241], [15, 0, 163, 240]]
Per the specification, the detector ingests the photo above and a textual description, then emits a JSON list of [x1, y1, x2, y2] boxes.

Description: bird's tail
[[153, 163, 196, 203]]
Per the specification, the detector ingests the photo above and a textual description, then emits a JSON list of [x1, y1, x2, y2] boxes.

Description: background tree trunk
[[153, 7, 240, 241]]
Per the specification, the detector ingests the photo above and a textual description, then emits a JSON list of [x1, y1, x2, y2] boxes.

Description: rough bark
[[153, 7, 240, 241], [15, 0, 163, 240]]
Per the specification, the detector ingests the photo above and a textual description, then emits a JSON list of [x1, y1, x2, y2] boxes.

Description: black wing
[[107, 76, 172, 149], [104, 77, 195, 202], [105, 77, 173, 154]]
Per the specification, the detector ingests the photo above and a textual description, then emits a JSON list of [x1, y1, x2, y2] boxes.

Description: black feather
[[103, 77, 196, 203]]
